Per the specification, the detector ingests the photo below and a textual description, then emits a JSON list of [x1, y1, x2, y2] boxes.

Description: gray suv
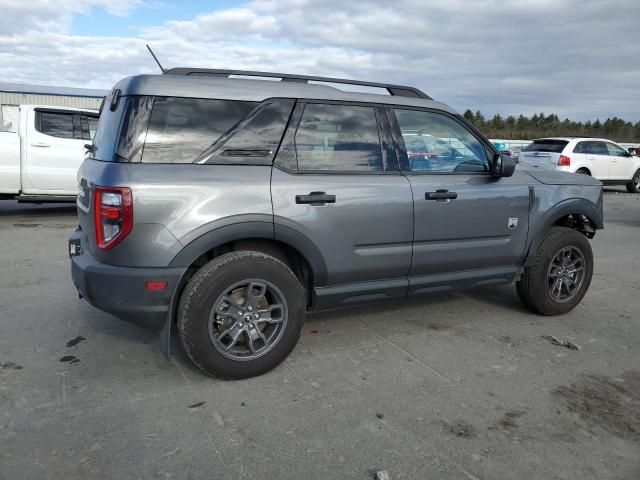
[[69, 69, 604, 379]]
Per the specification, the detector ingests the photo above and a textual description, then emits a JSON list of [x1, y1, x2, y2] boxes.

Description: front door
[[387, 107, 531, 293], [271, 102, 413, 306], [606, 141, 634, 180]]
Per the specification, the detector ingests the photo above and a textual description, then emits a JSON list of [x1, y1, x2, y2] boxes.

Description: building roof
[[0, 82, 107, 98], [113, 74, 458, 114]]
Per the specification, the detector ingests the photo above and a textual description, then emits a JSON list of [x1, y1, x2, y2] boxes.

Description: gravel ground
[[1, 188, 639, 480]]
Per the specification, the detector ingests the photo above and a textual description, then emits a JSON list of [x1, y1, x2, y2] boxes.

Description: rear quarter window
[[142, 97, 258, 164]]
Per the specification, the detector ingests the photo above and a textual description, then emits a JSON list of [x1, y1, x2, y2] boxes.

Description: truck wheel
[[516, 227, 593, 315], [177, 251, 306, 379], [626, 169, 640, 193]]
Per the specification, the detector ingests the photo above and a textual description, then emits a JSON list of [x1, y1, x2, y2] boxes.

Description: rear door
[[23, 108, 93, 194], [584, 141, 611, 179], [388, 108, 530, 291], [606, 141, 634, 180], [271, 102, 414, 305], [518, 139, 568, 170]]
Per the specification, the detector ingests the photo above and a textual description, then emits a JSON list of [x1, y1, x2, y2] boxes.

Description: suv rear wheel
[[516, 227, 593, 315], [177, 251, 306, 379], [626, 169, 640, 193]]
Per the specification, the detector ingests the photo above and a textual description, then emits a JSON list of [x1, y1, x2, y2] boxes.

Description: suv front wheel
[[516, 227, 593, 315], [177, 251, 306, 379]]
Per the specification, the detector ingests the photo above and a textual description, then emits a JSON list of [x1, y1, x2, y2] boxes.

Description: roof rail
[[163, 68, 432, 100]]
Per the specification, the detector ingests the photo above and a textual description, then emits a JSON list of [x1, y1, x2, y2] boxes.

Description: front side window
[[294, 103, 383, 172], [142, 97, 257, 163], [37, 111, 74, 139], [606, 142, 627, 157], [394, 109, 490, 173]]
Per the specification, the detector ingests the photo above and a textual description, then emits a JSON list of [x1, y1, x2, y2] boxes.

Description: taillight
[[94, 187, 133, 250], [558, 155, 571, 166]]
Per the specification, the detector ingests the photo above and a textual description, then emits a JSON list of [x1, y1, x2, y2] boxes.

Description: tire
[[177, 251, 306, 379], [626, 169, 640, 193], [576, 168, 590, 175], [516, 227, 593, 316]]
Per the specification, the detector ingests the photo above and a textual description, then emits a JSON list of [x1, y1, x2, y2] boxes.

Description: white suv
[[518, 137, 640, 193]]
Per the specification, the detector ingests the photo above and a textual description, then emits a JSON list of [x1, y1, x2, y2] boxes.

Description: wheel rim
[[208, 279, 288, 361], [546, 246, 586, 303], [634, 173, 640, 191]]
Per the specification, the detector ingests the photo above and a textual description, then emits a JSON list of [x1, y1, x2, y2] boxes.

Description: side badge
[[508, 217, 519, 230]]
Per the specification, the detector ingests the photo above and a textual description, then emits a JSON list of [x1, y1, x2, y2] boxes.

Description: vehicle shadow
[[0, 200, 77, 217]]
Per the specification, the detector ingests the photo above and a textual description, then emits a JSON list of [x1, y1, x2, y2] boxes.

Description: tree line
[[463, 110, 640, 143]]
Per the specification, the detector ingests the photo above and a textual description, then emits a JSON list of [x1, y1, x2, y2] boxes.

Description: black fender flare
[[522, 198, 603, 266], [159, 219, 328, 357]]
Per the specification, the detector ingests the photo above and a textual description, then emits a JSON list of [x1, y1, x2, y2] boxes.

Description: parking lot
[[0, 189, 639, 480]]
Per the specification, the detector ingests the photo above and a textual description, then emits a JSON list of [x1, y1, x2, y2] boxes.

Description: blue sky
[[71, 1, 241, 37], [2, 0, 639, 121]]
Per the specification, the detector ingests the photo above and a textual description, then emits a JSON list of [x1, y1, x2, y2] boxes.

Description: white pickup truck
[[0, 105, 98, 202]]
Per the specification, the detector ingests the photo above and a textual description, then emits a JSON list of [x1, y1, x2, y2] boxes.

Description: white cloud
[[1, 0, 639, 120], [0, 0, 142, 34]]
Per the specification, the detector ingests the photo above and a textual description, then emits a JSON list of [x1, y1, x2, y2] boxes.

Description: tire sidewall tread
[[517, 227, 593, 316], [626, 169, 640, 193], [177, 251, 306, 380]]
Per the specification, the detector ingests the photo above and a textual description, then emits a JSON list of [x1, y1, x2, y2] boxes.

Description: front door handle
[[31, 142, 50, 148], [295, 192, 336, 206], [425, 189, 457, 201]]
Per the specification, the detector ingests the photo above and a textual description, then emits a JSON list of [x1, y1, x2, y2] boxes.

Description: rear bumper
[[69, 229, 186, 330]]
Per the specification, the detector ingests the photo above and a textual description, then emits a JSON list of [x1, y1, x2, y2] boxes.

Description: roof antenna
[[146, 44, 166, 73]]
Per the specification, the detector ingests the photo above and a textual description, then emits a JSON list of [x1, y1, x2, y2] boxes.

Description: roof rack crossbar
[[163, 68, 431, 100]]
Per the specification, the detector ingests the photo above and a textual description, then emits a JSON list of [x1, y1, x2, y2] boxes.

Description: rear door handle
[[31, 142, 50, 148], [295, 192, 336, 206], [425, 189, 457, 201]]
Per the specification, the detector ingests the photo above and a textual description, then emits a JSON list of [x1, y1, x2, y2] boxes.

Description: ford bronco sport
[[69, 69, 603, 379]]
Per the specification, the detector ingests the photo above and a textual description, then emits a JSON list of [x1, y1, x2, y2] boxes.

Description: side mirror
[[492, 153, 516, 177]]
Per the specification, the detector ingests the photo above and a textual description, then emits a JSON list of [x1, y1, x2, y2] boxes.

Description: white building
[[0, 82, 106, 132]]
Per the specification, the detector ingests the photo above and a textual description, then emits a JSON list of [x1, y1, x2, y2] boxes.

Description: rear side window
[[294, 103, 383, 172], [37, 111, 74, 139], [142, 98, 257, 163], [522, 139, 569, 153]]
